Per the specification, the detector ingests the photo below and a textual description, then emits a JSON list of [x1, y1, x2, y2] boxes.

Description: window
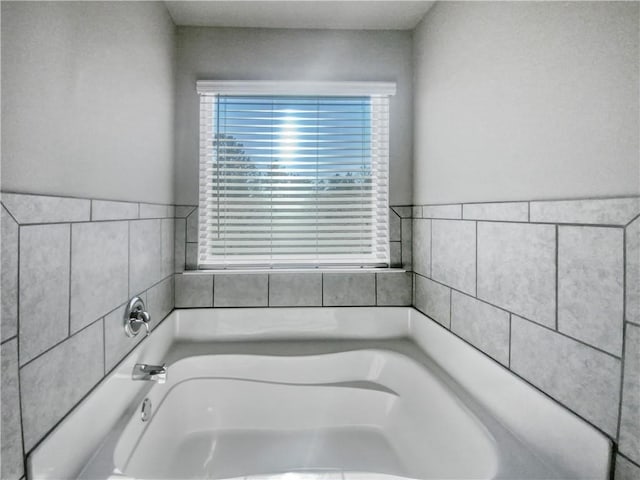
[[197, 81, 395, 269]]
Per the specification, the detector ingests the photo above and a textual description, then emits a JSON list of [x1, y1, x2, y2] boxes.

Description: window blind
[[197, 82, 392, 269]]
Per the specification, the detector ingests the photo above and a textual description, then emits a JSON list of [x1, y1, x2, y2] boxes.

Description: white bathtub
[[29, 307, 611, 480]]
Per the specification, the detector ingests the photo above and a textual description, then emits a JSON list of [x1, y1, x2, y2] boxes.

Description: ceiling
[[165, 1, 435, 30]]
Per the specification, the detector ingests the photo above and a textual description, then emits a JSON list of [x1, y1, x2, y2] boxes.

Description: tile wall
[[0, 193, 176, 480], [410, 197, 640, 479], [173, 206, 413, 308], [4, 192, 638, 480]]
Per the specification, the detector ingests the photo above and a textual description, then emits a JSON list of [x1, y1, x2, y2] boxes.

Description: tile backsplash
[[2, 192, 638, 480], [173, 204, 414, 310], [411, 196, 640, 476], [0, 193, 176, 479]]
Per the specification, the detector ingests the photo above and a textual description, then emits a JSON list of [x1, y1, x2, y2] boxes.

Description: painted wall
[[174, 27, 413, 206], [1, 1, 176, 204], [412, 1, 639, 204]]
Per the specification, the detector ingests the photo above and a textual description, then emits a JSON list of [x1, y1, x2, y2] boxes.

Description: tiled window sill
[[181, 268, 407, 275]]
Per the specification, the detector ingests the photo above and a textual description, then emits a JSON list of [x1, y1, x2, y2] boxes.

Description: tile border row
[[412, 196, 640, 226]]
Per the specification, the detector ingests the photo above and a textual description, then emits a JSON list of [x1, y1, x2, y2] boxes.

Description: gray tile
[[390, 206, 411, 218], [146, 276, 175, 330], [615, 455, 640, 480], [431, 220, 476, 295], [412, 219, 431, 277], [423, 204, 462, 219], [1, 206, 18, 342], [558, 226, 624, 355], [451, 291, 510, 366], [20, 320, 103, 451], [414, 275, 451, 328], [412, 206, 423, 218], [70, 221, 128, 333], [1, 192, 90, 224], [175, 206, 196, 218], [161, 219, 175, 279], [389, 210, 401, 242], [390, 241, 401, 268], [215, 274, 268, 307], [323, 273, 375, 306], [139, 203, 169, 219], [19, 224, 70, 364], [174, 218, 186, 273], [477, 222, 556, 328], [463, 202, 529, 222], [186, 243, 198, 269], [186, 208, 198, 243], [627, 217, 640, 325], [91, 200, 138, 220], [175, 274, 213, 308], [167, 206, 176, 218], [619, 323, 640, 464], [530, 197, 640, 226], [129, 220, 162, 296], [510, 315, 621, 436], [376, 272, 412, 306], [104, 302, 143, 373], [401, 218, 412, 270], [268, 273, 322, 306], [1, 339, 24, 480]]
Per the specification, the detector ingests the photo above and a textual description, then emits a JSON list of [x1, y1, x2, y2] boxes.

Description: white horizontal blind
[[198, 87, 390, 268]]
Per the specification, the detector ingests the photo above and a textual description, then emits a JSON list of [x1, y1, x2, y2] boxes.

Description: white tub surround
[[29, 307, 610, 480]]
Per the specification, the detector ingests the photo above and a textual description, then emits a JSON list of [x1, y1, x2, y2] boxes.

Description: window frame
[[196, 80, 396, 270]]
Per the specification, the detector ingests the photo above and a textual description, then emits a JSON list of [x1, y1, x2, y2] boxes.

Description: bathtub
[[29, 307, 611, 480]]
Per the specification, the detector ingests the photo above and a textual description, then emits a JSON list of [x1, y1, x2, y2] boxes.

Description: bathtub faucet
[[132, 363, 167, 384]]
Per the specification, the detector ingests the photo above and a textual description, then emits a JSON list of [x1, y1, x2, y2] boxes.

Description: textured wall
[[1, 1, 176, 203], [412, 1, 640, 204]]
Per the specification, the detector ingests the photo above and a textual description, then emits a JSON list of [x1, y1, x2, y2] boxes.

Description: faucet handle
[[124, 296, 151, 338]]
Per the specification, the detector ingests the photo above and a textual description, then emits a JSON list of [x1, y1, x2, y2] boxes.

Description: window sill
[[181, 267, 407, 275]]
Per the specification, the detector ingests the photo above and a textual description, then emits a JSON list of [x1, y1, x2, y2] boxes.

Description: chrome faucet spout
[[132, 363, 167, 383]]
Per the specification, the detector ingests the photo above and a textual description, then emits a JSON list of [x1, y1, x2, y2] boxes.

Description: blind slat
[[198, 93, 390, 268]]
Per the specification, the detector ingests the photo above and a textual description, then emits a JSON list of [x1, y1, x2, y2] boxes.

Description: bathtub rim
[[27, 306, 611, 480]]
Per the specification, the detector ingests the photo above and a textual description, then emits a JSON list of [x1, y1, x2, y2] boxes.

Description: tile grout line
[[16, 348, 28, 478], [102, 318, 106, 376], [624, 212, 640, 227], [374, 272, 378, 306], [429, 219, 433, 276], [68, 224, 73, 336], [615, 321, 627, 443], [16, 225, 22, 363], [617, 451, 640, 469], [475, 221, 478, 297], [615, 225, 628, 442], [555, 225, 559, 331], [508, 313, 512, 368], [18, 314, 105, 371], [0, 335, 18, 346], [448, 287, 452, 330], [14, 221, 28, 476]]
